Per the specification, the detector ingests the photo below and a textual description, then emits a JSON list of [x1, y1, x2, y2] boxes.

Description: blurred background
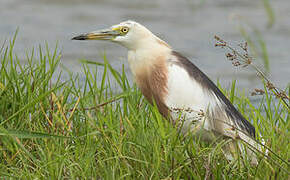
[[1, 0, 289, 93]]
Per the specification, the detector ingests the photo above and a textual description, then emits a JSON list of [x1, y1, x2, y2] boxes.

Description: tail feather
[[222, 133, 268, 165]]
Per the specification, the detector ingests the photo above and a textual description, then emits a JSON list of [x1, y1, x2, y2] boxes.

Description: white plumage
[[72, 20, 264, 165]]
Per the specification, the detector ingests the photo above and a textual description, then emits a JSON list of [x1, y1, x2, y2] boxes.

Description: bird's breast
[[128, 50, 170, 117]]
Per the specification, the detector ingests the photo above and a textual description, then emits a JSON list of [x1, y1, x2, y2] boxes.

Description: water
[[1, 0, 289, 93]]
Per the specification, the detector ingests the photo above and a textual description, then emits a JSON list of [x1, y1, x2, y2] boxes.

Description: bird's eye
[[121, 27, 129, 34]]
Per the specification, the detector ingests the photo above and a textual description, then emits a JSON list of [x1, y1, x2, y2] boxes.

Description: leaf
[[0, 82, 65, 125], [0, 129, 71, 139], [230, 79, 236, 103], [0, 82, 5, 90], [262, 0, 275, 28]]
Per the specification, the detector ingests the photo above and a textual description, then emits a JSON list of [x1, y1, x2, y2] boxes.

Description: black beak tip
[[71, 35, 87, 40]]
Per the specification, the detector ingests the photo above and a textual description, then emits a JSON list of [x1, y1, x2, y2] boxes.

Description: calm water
[[1, 0, 289, 93]]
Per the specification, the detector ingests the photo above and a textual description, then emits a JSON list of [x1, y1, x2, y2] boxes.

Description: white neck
[[127, 39, 171, 76]]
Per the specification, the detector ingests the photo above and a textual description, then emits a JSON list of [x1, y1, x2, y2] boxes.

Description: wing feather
[[168, 51, 255, 138]]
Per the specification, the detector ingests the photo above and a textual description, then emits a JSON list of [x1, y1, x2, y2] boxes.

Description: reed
[[0, 33, 288, 179]]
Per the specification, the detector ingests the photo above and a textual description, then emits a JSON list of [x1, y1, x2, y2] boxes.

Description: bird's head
[[72, 20, 169, 50]]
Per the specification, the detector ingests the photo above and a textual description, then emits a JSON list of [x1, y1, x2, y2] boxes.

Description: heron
[[72, 20, 262, 164]]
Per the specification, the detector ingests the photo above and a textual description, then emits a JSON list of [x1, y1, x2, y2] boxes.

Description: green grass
[[0, 34, 289, 179]]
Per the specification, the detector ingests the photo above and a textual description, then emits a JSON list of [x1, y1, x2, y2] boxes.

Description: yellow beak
[[72, 28, 120, 41]]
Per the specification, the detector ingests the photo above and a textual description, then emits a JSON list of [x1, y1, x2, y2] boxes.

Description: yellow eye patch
[[112, 27, 120, 31], [112, 26, 129, 35]]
